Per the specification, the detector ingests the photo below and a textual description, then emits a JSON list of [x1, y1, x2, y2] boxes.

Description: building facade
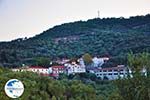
[[50, 66, 65, 77], [89, 65, 129, 80], [12, 66, 51, 76], [65, 58, 86, 75]]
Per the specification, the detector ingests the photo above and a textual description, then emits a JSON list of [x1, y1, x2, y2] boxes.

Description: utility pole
[[98, 10, 100, 18]]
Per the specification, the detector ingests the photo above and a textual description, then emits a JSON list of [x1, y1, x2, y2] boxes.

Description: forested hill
[[0, 14, 150, 67]]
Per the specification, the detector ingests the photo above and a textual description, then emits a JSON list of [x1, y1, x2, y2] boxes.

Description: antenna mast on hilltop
[[98, 10, 100, 18]]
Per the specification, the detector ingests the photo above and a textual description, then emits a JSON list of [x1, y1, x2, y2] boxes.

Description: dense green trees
[[115, 52, 150, 100], [0, 52, 149, 99], [33, 57, 51, 67], [82, 53, 93, 65], [0, 67, 115, 100], [0, 14, 150, 67]]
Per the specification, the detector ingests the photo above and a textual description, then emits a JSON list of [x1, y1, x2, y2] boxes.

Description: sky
[[0, 0, 150, 41]]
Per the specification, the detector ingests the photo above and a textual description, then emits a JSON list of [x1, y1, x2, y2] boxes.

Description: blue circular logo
[[4, 79, 24, 98]]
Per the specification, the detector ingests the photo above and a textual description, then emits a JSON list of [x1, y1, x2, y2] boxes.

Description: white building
[[89, 65, 128, 80], [65, 58, 86, 75], [12, 66, 52, 76], [27, 66, 50, 75], [12, 67, 28, 72], [92, 57, 109, 67]]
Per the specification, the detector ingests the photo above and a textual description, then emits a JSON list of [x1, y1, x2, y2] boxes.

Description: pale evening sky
[[0, 0, 150, 41]]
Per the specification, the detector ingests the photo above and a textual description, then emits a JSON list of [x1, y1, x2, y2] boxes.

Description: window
[[120, 70, 124, 71], [114, 70, 118, 71], [114, 73, 118, 75], [108, 70, 112, 72], [108, 73, 112, 75], [103, 70, 107, 72]]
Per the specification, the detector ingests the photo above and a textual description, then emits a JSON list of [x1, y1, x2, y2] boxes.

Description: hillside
[[0, 14, 150, 67]]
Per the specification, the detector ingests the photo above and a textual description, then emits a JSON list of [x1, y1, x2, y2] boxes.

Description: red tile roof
[[89, 65, 126, 71]]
